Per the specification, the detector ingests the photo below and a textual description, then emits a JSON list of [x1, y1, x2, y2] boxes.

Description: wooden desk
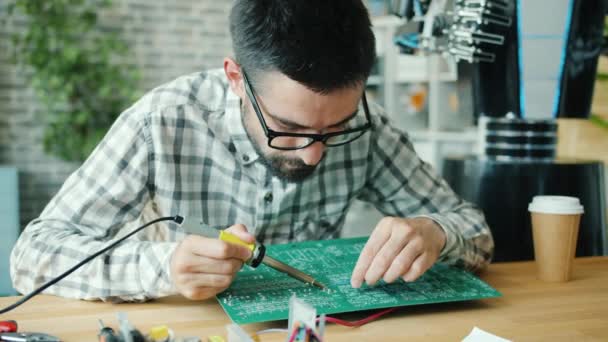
[[1, 257, 607, 341]]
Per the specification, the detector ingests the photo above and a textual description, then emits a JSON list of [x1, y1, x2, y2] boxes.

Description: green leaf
[[62, 46, 79, 62], [81, 10, 97, 26], [590, 114, 608, 131], [74, 110, 90, 125], [6, 3, 16, 15]]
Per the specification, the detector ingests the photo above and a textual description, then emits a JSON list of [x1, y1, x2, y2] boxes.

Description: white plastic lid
[[528, 196, 584, 215]]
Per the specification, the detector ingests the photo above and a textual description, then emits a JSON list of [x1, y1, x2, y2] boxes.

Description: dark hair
[[229, 0, 376, 94]]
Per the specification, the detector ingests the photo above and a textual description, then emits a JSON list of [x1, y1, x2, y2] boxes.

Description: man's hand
[[170, 224, 254, 300], [350, 217, 446, 288]]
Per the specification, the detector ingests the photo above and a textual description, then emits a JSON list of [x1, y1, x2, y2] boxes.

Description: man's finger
[[363, 230, 410, 286], [402, 253, 432, 282], [382, 240, 423, 283], [183, 256, 244, 275], [225, 224, 256, 244], [350, 223, 391, 288], [187, 235, 252, 261], [181, 287, 217, 301], [180, 272, 235, 290]]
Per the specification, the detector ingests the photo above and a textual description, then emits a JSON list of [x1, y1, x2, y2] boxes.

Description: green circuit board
[[216, 237, 501, 324]]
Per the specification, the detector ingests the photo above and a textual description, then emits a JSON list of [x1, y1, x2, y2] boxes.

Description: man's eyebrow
[[329, 110, 359, 128], [267, 110, 359, 129]]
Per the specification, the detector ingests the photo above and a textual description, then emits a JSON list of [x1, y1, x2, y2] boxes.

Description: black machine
[[390, 0, 608, 261]]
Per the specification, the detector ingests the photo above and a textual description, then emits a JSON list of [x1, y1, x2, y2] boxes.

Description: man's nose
[[297, 141, 325, 166]]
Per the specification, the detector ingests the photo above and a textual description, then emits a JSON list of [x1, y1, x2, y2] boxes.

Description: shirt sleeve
[[10, 108, 178, 302], [358, 111, 494, 271]]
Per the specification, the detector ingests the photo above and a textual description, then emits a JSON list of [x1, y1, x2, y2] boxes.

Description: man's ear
[[224, 57, 245, 99]]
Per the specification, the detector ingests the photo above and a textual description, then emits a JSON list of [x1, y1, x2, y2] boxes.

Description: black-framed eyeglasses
[[242, 69, 373, 151]]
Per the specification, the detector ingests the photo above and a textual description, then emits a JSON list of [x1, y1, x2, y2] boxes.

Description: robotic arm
[[390, 0, 513, 63]]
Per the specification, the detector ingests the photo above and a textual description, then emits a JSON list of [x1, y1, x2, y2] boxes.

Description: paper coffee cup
[[528, 196, 584, 282]]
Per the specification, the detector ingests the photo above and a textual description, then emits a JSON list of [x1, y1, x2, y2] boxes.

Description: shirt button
[[242, 155, 250, 162], [264, 192, 273, 203]]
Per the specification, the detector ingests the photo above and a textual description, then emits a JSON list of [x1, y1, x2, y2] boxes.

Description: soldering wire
[[320, 307, 398, 327], [287, 322, 301, 342]]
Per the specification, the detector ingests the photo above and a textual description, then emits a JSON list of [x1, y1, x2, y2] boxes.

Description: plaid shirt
[[11, 69, 493, 302]]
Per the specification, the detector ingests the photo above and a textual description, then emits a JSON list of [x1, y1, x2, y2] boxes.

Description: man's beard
[[260, 153, 319, 182], [242, 105, 321, 182]]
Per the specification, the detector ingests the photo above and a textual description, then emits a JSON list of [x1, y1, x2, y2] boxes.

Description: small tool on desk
[[0, 320, 60, 342], [97, 320, 120, 342], [117, 313, 145, 342], [219, 231, 327, 290], [147, 325, 171, 342], [0, 332, 60, 342], [0, 321, 17, 334]]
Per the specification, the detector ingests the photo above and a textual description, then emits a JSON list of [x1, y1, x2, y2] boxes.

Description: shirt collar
[[225, 87, 260, 166]]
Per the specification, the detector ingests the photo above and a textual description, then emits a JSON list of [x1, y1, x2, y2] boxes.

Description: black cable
[[0, 215, 184, 315]]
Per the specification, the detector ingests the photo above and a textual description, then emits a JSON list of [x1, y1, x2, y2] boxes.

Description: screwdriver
[[219, 231, 327, 290], [98, 319, 120, 342]]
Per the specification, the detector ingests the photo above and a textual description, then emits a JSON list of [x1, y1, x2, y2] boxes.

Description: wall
[[0, 0, 233, 228]]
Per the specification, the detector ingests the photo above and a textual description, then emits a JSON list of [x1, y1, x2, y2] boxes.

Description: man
[[11, 0, 493, 302]]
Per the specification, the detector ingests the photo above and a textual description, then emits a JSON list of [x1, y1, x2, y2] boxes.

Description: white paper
[[462, 327, 511, 342]]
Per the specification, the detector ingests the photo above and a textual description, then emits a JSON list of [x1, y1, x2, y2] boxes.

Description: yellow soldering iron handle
[[219, 230, 256, 252], [219, 230, 266, 268]]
